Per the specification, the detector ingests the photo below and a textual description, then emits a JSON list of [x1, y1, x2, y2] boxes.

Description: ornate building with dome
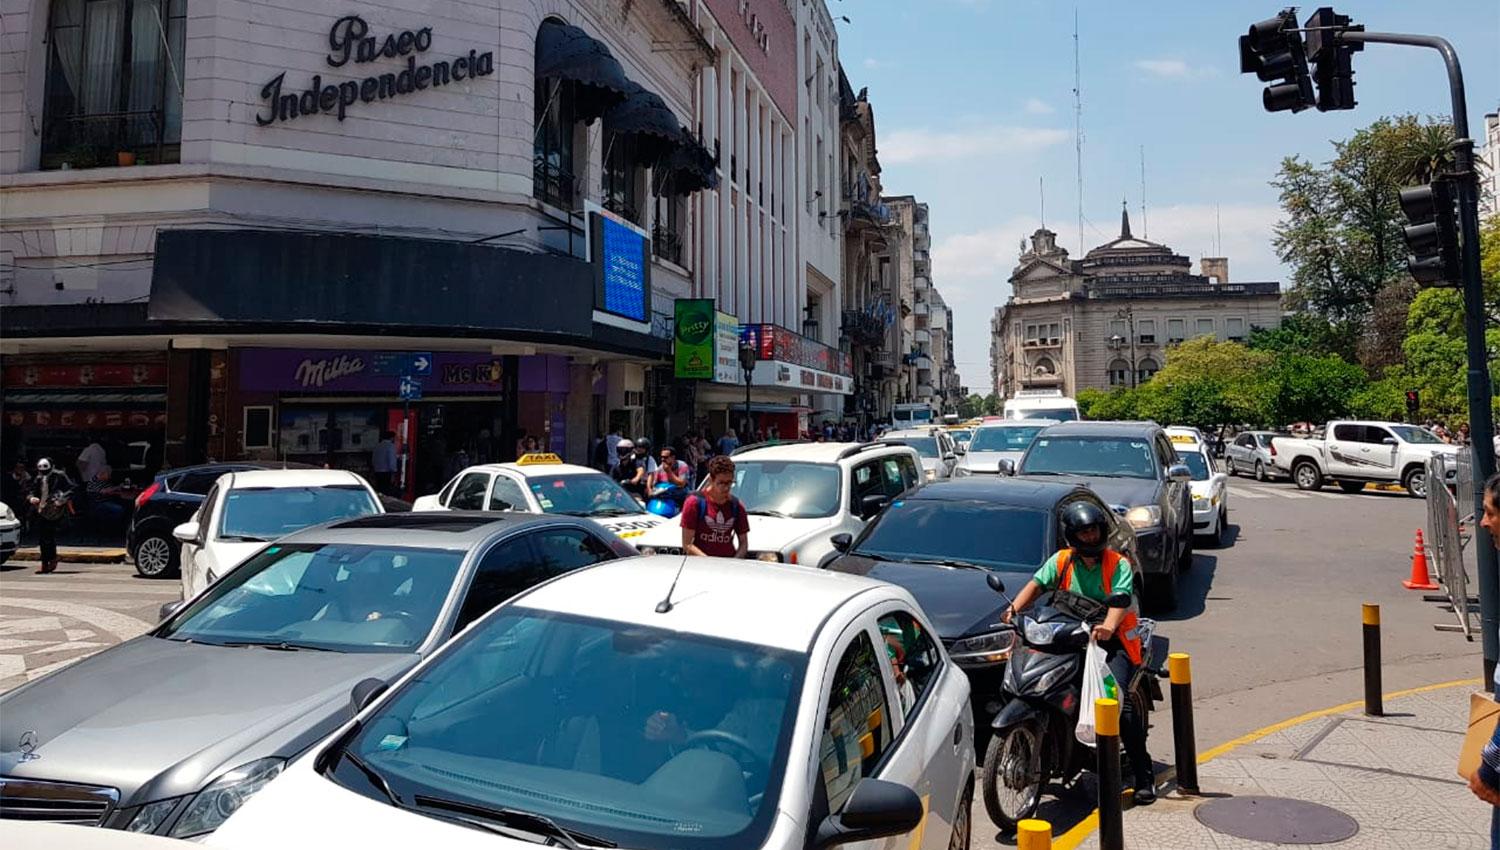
[[990, 206, 1283, 398]]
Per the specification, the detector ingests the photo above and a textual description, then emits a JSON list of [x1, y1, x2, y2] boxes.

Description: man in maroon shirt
[[681, 455, 749, 558]]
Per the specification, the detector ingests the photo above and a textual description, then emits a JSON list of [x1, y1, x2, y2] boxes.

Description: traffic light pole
[[1337, 29, 1498, 689]]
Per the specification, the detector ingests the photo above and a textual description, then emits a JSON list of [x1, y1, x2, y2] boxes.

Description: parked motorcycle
[[979, 573, 1166, 830]]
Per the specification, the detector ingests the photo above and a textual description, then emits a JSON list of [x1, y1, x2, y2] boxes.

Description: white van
[[1003, 390, 1081, 422]]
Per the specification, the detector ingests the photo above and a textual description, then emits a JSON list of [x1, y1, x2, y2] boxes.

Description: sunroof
[[331, 514, 503, 532]]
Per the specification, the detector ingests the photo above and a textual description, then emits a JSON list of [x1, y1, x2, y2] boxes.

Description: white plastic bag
[[1076, 640, 1119, 746]]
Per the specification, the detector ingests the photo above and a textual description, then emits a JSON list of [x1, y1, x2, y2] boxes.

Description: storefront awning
[[660, 131, 719, 194], [535, 20, 631, 123], [603, 80, 688, 162]]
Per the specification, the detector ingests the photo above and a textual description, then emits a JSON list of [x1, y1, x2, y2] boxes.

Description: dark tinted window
[[532, 527, 616, 572], [453, 537, 537, 631], [969, 426, 1046, 452], [852, 499, 1048, 571], [448, 472, 491, 511], [489, 475, 528, 511], [171, 469, 227, 496], [1021, 435, 1157, 479], [1333, 424, 1362, 442]]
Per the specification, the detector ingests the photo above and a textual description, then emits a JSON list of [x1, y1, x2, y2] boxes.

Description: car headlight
[[948, 630, 1016, 666], [1192, 496, 1210, 510], [1024, 618, 1062, 645], [752, 551, 783, 562], [1124, 505, 1162, 530], [170, 757, 284, 837], [127, 798, 182, 834], [638, 546, 658, 556]]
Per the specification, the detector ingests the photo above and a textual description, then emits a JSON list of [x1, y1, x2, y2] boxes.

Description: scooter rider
[[1001, 501, 1157, 804]]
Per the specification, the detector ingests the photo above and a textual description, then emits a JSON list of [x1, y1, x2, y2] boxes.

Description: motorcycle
[[978, 573, 1167, 830]]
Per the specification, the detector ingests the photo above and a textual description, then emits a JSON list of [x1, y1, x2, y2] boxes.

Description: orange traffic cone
[[1402, 528, 1439, 590]]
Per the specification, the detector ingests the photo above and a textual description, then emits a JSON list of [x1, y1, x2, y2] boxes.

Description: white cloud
[[863, 58, 880, 69], [880, 125, 1069, 164], [1133, 58, 1217, 78], [1023, 97, 1054, 115], [1137, 202, 1283, 281]]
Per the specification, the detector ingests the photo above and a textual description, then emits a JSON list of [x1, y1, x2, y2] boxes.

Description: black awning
[[603, 80, 688, 163], [660, 129, 719, 194], [535, 20, 630, 123]]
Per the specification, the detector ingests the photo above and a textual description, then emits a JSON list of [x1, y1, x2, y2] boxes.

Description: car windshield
[[949, 429, 972, 443], [852, 500, 1048, 571], [219, 485, 379, 541], [1017, 407, 1078, 422], [969, 426, 1046, 452], [159, 543, 462, 652], [332, 608, 805, 850], [1180, 452, 1212, 481], [887, 436, 939, 458], [728, 461, 841, 518], [1390, 425, 1444, 444], [1020, 436, 1157, 479], [528, 474, 642, 517]]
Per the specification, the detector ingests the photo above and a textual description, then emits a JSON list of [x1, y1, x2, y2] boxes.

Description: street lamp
[[738, 337, 759, 440], [1116, 306, 1138, 387]]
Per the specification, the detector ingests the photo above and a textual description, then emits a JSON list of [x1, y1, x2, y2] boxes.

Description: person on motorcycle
[[1001, 500, 1157, 804]]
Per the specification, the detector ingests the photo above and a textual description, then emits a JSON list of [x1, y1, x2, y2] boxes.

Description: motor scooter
[[978, 574, 1167, 830]]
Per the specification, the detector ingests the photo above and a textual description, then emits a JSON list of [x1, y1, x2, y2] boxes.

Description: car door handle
[[952, 723, 963, 748]]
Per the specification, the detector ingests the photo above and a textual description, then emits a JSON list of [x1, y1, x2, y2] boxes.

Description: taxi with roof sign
[[1166, 429, 1229, 548], [411, 453, 668, 540]]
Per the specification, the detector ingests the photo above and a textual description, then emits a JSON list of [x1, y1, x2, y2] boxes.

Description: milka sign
[[257, 15, 495, 126]]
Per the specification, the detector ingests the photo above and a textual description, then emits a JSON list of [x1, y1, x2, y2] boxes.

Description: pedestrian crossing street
[[0, 561, 179, 693]]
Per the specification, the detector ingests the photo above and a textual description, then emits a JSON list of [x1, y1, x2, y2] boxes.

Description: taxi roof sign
[[1169, 434, 1199, 445], [516, 452, 565, 466]]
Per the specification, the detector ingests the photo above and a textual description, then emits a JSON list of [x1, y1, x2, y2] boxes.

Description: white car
[[953, 420, 1057, 476], [208, 556, 975, 850], [0, 500, 19, 564], [175, 469, 383, 599], [880, 428, 958, 481], [632, 441, 923, 566], [1271, 420, 1458, 498], [1171, 437, 1229, 547], [411, 453, 669, 542], [2, 822, 196, 849]]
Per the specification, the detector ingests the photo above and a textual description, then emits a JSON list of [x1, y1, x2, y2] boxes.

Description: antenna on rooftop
[[1073, 7, 1084, 256], [654, 557, 689, 614], [1140, 145, 1148, 239]]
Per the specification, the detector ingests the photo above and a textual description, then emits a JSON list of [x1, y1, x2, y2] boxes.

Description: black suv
[[126, 463, 264, 578], [1008, 421, 1193, 610]]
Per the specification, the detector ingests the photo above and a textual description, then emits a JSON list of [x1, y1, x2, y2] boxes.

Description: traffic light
[[1302, 7, 1363, 111], [1238, 10, 1315, 113], [1405, 390, 1420, 418], [1400, 178, 1461, 286]]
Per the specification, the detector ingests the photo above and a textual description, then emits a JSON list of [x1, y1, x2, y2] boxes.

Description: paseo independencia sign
[[257, 15, 495, 126]]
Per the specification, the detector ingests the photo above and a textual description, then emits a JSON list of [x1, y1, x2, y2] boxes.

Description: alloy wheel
[[134, 535, 175, 578]]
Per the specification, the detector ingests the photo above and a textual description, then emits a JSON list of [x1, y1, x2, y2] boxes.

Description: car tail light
[[135, 481, 161, 511], [1269, 442, 1277, 457]]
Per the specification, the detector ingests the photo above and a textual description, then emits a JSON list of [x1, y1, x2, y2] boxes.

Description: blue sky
[[834, 0, 1500, 392]]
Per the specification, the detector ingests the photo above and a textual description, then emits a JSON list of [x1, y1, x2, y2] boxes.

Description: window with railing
[[651, 174, 685, 266], [533, 77, 577, 208], [602, 130, 642, 223], [41, 0, 185, 169]]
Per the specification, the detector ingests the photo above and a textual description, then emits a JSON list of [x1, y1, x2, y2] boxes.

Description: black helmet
[[1060, 501, 1111, 558], [633, 437, 651, 453]]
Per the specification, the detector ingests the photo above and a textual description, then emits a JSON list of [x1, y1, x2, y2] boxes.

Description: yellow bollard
[[1095, 698, 1122, 850], [1017, 818, 1052, 849], [1168, 652, 1199, 794]]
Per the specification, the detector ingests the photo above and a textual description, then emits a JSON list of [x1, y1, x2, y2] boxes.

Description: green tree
[[1271, 115, 1456, 323], [1261, 353, 1369, 425], [1247, 313, 1360, 362], [1349, 377, 1407, 421]]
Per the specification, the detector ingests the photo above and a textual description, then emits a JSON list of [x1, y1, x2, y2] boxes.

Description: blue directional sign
[[398, 376, 422, 401], [409, 352, 433, 376]]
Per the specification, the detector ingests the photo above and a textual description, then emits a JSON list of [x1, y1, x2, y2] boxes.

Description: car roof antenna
[[655, 557, 689, 614]]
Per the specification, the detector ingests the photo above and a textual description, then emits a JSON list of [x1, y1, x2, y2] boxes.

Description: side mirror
[[955, 444, 967, 456], [813, 778, 925, 850], [350, 677, 388, 714], [158, 600, 186, 622], [1105, 592, 1132, 609], [859, 494, 889, 518], [172, 521, 200, 543], [830, 533, 853, 553], [1167, 464, 1191, 483], [986, 573, 1006, 594], [998, 459, 1017, 476], [1381, 437, 1397, 445]]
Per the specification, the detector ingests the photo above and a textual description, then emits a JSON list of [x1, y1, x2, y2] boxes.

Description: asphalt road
[[1, 477, 1482, 845]]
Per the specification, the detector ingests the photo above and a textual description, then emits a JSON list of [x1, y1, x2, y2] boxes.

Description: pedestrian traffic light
[[1399, 178, 1461, 286], [1302, 7, 1363, 111], [1405, 390, 1419, 417], [1238, 10, 1315, 113]]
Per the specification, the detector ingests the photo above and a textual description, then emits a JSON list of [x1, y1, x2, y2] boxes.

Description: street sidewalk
[[11, 546, 128, 564], [1068, 680, 1491, 849]]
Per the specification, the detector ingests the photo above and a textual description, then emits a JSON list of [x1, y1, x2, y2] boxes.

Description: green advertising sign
[[674, 299, 715, 379]]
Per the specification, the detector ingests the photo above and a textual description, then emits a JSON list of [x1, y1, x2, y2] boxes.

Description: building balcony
[[841, 309, 887, 347], [1022, 337, 1062, 349], [913, 301, 929, 316], [913, 275, 931, 290], [916, 384, 936, 399], [913, 329, 931, 345]]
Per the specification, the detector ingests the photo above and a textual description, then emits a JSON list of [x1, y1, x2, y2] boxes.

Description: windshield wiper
[[220, 640, 337, 652], [219, 534, 269, 542], [747, 509, 790, 518], [342, 751, 404, 807], [585, 508, 635, 517], [903, 557, 989, 571], [413, 796, 616, 849]]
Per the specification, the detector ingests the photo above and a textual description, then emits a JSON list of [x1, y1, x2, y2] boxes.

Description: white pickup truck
[[1271, 420, 1459, 498]]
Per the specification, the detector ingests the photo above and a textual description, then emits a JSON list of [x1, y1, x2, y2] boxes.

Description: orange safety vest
[[1057, 548, 1143, 666]]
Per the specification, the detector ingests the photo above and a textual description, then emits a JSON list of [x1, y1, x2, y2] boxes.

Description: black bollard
[[1363, 603, 1382, 716], [1169, 652, 1200, 795], [1095, 697, 1123, 850]]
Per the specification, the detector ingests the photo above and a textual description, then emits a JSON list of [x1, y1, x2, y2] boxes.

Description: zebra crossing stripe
[[1234, 490, 1270, 500]]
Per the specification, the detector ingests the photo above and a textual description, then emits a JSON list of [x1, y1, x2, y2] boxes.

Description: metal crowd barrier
[[1425, 453, 1477, 637]]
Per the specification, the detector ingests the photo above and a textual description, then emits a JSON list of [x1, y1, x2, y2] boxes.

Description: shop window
[[602, 130, 642, 223], [41, 0, 186, 170], [533, 76, 577, 209], [243, 406, 273, 451]]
